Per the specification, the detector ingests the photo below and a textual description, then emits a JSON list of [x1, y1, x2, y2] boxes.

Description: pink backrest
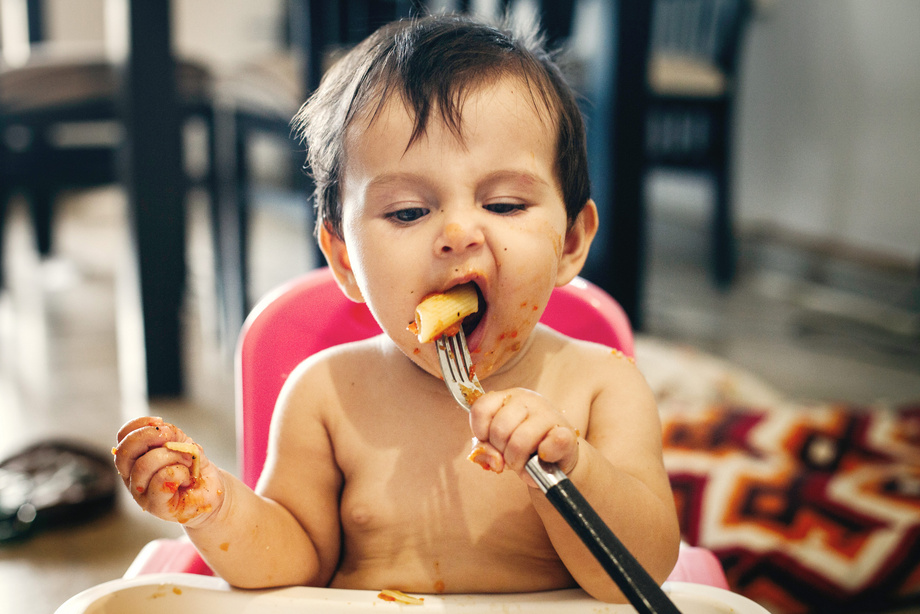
[[236, 267, 634, 488]]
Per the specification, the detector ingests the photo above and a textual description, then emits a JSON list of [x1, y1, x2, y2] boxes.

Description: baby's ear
[[556, 199, 599, 287], [319, 224, 365, 303]]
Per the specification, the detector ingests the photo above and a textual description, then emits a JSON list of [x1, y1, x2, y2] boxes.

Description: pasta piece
[[411, 283, 479, 343], [165, 441, 201, 479], [378, 589, 425, 605]]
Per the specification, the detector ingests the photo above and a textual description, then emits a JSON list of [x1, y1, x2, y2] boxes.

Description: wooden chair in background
[[0, 0, 307, 394], [645, 0, 753, 287]]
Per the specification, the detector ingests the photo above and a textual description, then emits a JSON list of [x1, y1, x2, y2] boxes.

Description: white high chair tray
[[57, 573, 769, 613]]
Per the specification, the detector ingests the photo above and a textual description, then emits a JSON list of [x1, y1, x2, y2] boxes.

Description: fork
[[436, 330, 682, 614]]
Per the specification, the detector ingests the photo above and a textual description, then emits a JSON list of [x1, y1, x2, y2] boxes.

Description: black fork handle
[[525, 456, 682, 614]]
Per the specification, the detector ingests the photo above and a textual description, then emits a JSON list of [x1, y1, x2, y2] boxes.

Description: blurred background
[[1, 0, 918, 612]]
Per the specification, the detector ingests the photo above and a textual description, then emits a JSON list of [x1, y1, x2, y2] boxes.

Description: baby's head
[[295, 13, 598, 379], [294, 13, 590, 239]]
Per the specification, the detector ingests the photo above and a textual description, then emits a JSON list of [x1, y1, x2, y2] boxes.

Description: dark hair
[[292, 13, 590, 238]]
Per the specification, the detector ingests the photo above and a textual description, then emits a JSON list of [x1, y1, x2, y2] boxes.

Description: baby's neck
[[478, 327, 540, 384]]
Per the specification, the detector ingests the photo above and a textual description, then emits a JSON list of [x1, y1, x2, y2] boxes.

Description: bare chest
[[332, 390, 535, 534], [326, 390, 566, 591]]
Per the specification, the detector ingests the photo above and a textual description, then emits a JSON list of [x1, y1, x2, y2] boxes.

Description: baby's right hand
[[114, 416, 225, 527]]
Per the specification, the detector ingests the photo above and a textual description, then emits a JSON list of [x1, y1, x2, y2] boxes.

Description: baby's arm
[[468, 352, 679, 603], [114, 364, 343, 588]]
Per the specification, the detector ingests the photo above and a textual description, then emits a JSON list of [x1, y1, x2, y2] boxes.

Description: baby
[[114, 13, 679, 603]]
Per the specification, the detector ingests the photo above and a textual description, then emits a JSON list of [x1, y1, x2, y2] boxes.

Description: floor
[[1, 187, 918, 613]]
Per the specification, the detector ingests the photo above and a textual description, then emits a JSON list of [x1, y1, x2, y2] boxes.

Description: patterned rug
[[636, 338, 920, 614]]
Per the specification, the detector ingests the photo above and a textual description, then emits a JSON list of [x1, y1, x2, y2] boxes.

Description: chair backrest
[[650, 0, 751, 73], [236, 267, 634, 488]]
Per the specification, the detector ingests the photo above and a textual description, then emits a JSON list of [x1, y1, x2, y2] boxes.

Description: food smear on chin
[[410, 283, 479, 343]]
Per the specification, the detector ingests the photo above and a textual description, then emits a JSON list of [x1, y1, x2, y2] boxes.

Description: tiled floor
[[1, 187, 918, 612]]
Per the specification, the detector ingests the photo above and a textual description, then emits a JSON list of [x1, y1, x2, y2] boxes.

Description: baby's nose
[[436, 221, 484, 255]]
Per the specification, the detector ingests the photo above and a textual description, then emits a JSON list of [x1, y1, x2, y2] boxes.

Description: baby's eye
[[387, 207, 429, 224], [484, 202, 527, 215]]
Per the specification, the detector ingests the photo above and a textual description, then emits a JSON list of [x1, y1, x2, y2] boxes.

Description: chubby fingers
[[127, 444, 192, 495], [469, 389, 579, 478], [116, 416, 165, 442], [133, 456, 219, 524], [113, 417, 196, 485], [114, 417, 219, 524], [468, 438, 505, 473], [536, 424, 580, 475]]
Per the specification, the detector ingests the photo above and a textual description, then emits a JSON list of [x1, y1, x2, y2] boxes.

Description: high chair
[[125, 267, 728, 590]]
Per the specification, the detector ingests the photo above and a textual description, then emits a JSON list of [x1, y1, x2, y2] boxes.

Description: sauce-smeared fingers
[[113, 421, 186, 479], [482, 398, 531, 454], [126, 445, 186, 494], [147, 463, 192, 499], [116, 416, 165, 442], [502, 421, 550, 471], [147, 465, 218, 525]]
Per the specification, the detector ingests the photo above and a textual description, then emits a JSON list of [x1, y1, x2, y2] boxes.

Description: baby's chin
[[397, 337, 515, 384], [392, 314, 539, 382]]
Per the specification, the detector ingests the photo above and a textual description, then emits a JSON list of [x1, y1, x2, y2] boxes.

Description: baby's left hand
[[468, 388, 579, 484]]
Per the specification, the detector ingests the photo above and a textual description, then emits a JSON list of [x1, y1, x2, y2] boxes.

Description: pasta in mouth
[[410, 282, 485, 343]]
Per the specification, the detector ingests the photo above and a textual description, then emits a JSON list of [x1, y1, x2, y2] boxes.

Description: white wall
[[172, 0, 285, 70], [735, 0, 920, 263]]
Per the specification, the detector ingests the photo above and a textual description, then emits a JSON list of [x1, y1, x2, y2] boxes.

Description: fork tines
[[436, 330, 483, 412]]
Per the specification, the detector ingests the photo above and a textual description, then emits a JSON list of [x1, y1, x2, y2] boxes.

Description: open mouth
[[462, 283, 486, 338], [409, 281, 487, 344]]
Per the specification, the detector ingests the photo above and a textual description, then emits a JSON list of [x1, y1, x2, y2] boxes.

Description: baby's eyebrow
[[365, 169, 552, 196], [366, 172, 428, 191], [478, 169, 552, 191]]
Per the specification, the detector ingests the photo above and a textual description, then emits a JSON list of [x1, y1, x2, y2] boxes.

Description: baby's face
[[335, 77, 570, 379]]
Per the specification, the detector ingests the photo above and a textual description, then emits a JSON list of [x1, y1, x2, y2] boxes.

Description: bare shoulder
[[533, 326, 661, 455], [275, 336, 389, 415], [534, 325, 650, 398], [259, 337, 389, 492]]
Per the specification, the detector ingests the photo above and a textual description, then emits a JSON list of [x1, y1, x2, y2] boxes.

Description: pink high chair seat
[[125, 267, 727, 590]]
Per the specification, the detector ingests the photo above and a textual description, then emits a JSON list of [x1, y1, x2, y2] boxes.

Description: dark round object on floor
[[0, 441, 116, 543]]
